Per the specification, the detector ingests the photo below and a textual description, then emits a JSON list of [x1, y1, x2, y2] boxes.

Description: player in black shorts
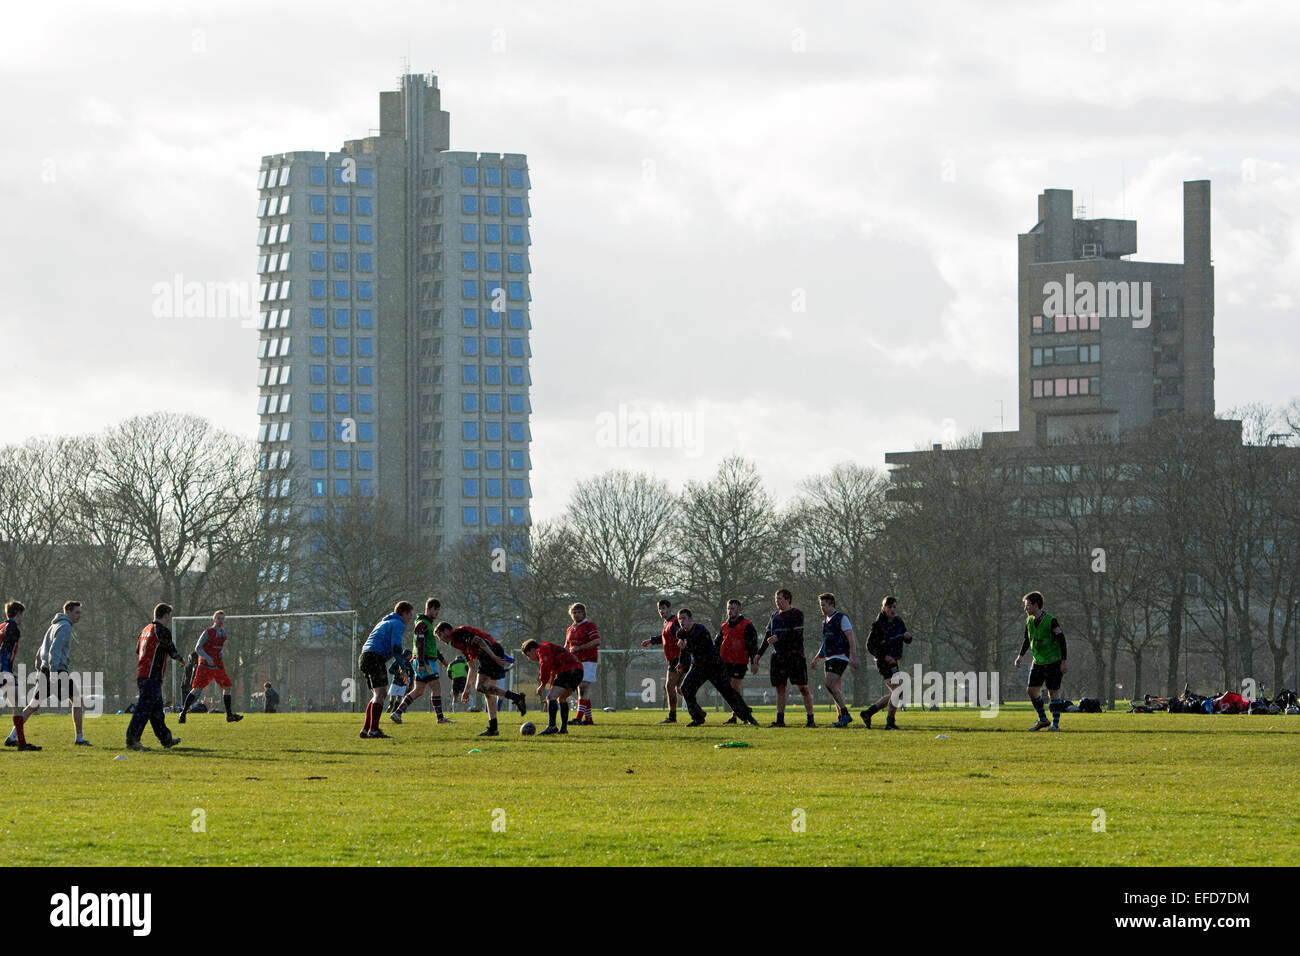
[[1014, 591, 1068, 731], [521, 639, 584, 735], [812, 593, 858, 727], [861, 596, 913, 729], [754, 589, 815, 727]]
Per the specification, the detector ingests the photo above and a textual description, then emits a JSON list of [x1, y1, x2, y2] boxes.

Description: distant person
[[1014, 591, 1069, 731], [862, 596, 913, 730], [179, 610, 243, 725], [564, 603, 600, 725], [521, 639, 583, 735], [811, 593, 858, 728], [264, 682, 279, 713], [358, 602, 413, 739], [447, 656, 470, 713], [392, 598, 452, 724], [674, 608, 758, 728], [1, 600, 39, 751], [433, 621, 527, 737], [755, 589, 814, 727], [715, 599, 759, 724], [125, 603, 185, 751], [641, 599, 684, 723]]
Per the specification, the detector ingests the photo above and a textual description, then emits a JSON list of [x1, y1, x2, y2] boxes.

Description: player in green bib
[[391, 598, 453, 724], [447, 655, 470, 712], [1013, 591, 1069, 731]]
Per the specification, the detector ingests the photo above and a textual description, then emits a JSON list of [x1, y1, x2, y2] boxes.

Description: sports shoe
[[860, 707, 876, 728], [1046, 724, 1061, 732], [359, 730, 372, 738], [539, 726, 560, 736], [75, 738, 92, 746], [514, 696, 527, 718], [161, 737, 181, 749], [436, 716, 454, 724], [389, 711, 403, 724], [478, 726, 499, 737], [831, 713, 852, 728], [723, 715, 738, 724], [4, 737, 17, 747], [884, 722, 899, 731], [742, 715, 760, 727], [177, 711, 187, 724], [805, 717, 817, 728], [227, 713, 243, 723], [1029, 719, 1050, 731], [558, 726, 568, 735], [17, 742, 41, 751], [658, 715, 677, 724], [369, 729, 391, 739], [126, 739, 145, 751], [685, 719, 705, 727], [769, 719, 786, 728]]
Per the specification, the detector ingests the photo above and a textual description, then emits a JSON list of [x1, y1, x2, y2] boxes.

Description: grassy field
[[2, 705, 1297, 866]]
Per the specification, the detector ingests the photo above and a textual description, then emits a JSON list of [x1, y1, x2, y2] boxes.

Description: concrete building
[[251, 72, 533, 621]]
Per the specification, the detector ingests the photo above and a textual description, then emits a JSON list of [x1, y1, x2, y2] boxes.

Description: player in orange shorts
[[179, 610, 243, 724]]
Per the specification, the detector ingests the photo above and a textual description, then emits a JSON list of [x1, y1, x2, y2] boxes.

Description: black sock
[[489, 717, 498, 730], [560, 701, 569, 730], [181, 690, 198, 713], [548, 699, 558, 728], [431, 696, 443, 718], [223, 693, 232, 716], [1032, 697, 1047, 720]]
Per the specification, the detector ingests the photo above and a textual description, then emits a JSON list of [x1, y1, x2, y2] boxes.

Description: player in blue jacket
[[358, 602, 413, 739]]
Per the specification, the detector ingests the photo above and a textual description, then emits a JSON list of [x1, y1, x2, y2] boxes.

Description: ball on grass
[[519, 721, 536, 736]]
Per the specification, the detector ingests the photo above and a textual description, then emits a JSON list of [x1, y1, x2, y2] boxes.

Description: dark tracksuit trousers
[[127, 677, 174, 744], [681, 660, 753, 723]]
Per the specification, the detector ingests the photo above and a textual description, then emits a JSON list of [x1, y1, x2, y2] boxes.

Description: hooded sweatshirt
[[37, 613, 74, 672]]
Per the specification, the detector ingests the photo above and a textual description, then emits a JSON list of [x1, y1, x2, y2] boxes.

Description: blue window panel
[[486, 281, 503, 302], [463, 394, 478, 412], [463, 507, 479, 526], [508, 337, 525, 356], [359, 479, 374, 498], [507, 225, 524, 244], [334, 308, 349, 328], [463, 478, 479, 496], [484, 224, 501, 243], [334, 450, 350, 469], [310, 365, 326, 383], [310, 252, 326, 270], [311, 423, 327, 441], [485, 450, 502, 469], [485, 394, 502, 412], [485, 422, 502, 441], [508, 395, 525, 412], [311, 535, 325, 552], [508, 366, 525, 385], [357, 338, 373, 357], [333, 280, 349, 298], [462, 167, 478, 185], [333, 252, 349, 271], [357, 168, 374, 186], [485, 338, 502, 357], [462, 280, 478, 299], [463, 422, 479, 440], [485, 366, 502, 385], [462, 252, 478, 270], [485, 309, 502, 328], [508, 451, 526, 469], [310, 337, 326, 355], [486, 479, 502, 497], [508, 283, 525, 301], [310, 507, 326, 523], [485, 253, 502, 271], [334, 394, 350, 413], [484, 196, 501, 215], [357, 394, 374, 413], [508, 254, 524, 272], [508, 169, 525, 188], [333, 195, 349, 215], [357, 282, 373, 300], [310, 167, 326, 185], [357, 309, 373, 328], [509, 507, 527, 524], [333, 224, 349, 243], [508, 309, 525, 328], [508, 423, 526, 441], [334, 366, 350, 385], [310, 308, 326, 327], [462, 223, 478, 241], [309, 195, 326, 214], [357, 253, 373, 271], [358, 423, 374, 441], [463, 450, 479, 468], [462, 337, 478, 356], [310, 451, 326, 469], [334, 338, 349, 356], [310, 280, 326, 298], [462, 365, 478, 384], [358, 451, 373, 469], [310, 223, 327, 242], [509, 479, 525, 497], [507, 197, 525, 216], [485, 168, 501, 186], [358, 366, 374, 385], [310, 394, 326, 413], [462, 196, 478, 214], [357, 225, 373, 243], [463, 308, 479, 327], [332, 167, 347, 185], [311, 479, 326, 497], [335, 479, 350, 495], [357, 196, 373, 215], [486, 507, 502, 526]]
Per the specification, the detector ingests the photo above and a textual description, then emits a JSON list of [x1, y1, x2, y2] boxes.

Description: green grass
[[2, 706, 1297, 866]]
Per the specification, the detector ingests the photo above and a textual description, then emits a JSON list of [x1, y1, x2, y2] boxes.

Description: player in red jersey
[[178, 610, 243, 724], [1, 600, 39, 751], [521, 638, 584, 735], [433, 621, 527, 737], [641, 598, 685, 723], [564, 602, 600, 725], [126, 603, 185, 751], [716, 599, 760, 724]]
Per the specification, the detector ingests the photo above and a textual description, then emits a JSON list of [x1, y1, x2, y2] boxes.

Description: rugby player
[[675, 608, 759, 727], [391, 598, 453, 723], [1014, 591, 1069, 731], [564, 603, 600, 725], [358, 602, 413, 739], [521, 638, 583, 735], [178, 610, 244, 725], [433, 621, 527, 737], [811, 593, 858, 728], [861, 596, 912, 729], [641, 599, 685, 723], [755, 589, 815, 727]]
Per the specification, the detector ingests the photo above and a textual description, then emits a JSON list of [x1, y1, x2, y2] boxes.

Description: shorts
[[451, 676, 467, 696], [359, 651, 388, 690], [877, 661, 901, 682], [37, 668, 79, 706], [581, 661, 598, 684], [192, 664, 232, 690], [414, 661, 440, 683], [553, 668, 583, 692], [769, 652, 808, 688], [1028, 660, 1063, 691], [664, 657, 681, 676], [476, 641, 507, 682], [825, 658, 849, 676], [722, 662, 748, 680]]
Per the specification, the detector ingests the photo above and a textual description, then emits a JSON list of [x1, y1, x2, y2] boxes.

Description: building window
[[486, 478, 502, 497], [310, 195, 326, 214], [507, 197, 525, 216], [509, 451, 526, 469], [462, 252, 478, 271], [486, 507, 503, 526], [463, 478, 479, 496], [509, 479, 525, 497], [463, 394, 478, 412], [462, 224, 478, 241], [463, 337, 478, 356], [358, 451, 373, 469], [334, 308, 349, 328], [486, 450, 502, 469], [357, 225, 373, 243], [311, 451, 326, 469], [358, 423, 374, 441], [462, 167, 478, 185], [508, 423, 526, 441], [311, 394, 326, 413], [508, 366, 525, 385], [507, 225, 524, 244], [335, 479, 350, 496], [310, 223, 326, 242], [508, 169, 525, 188], [485, 224, 501, 243], [484, 196, 501, 215], [357, 253, 373, 271], [485, 423, 502, 441], [311, 337, 326, 355], [357, 394, 374, 413], [311, 479, 326, 497], [334, 394, 350, 414], [357, 309, 374, 328], [463, 422, 479, 440], [485, 366, 502, 385], [508, 282, 525, 301], [485, 394, 502, 413], [485, 168, 501, 186], [485, 253, 502, 271], [310, 280, 326, 299], [359, 480, 374, 498], [333, 195, 349, 215], [311, 365, 326, 383], [463, 507, 479, 526], [357, 197, 373, 215], [358, 366, 374, 384], [357, 338, 373, 357], [357, 168, 373, 186], [311, 423, 327, 441], [463, 450, 479, 468], [310, 166, 326, 185], [334, 366, 350, 385], [462, 280, 478, 299], [463, 365, 478, 384], [462, 196, 478, 214], [508, 254, 524, 272]]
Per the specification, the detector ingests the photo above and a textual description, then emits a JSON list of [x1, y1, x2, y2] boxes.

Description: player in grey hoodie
[[5, 602, 90, 747]]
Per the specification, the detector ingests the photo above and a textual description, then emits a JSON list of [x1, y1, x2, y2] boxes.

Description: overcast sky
[[4, 0, 1299, 521]]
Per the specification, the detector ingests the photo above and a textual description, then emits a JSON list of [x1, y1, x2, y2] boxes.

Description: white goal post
[[170, 610, 359, 711]]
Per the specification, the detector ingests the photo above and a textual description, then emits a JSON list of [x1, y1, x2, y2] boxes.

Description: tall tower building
[[252, 73, 533, 615], [1017, 180, 1213, 443]]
